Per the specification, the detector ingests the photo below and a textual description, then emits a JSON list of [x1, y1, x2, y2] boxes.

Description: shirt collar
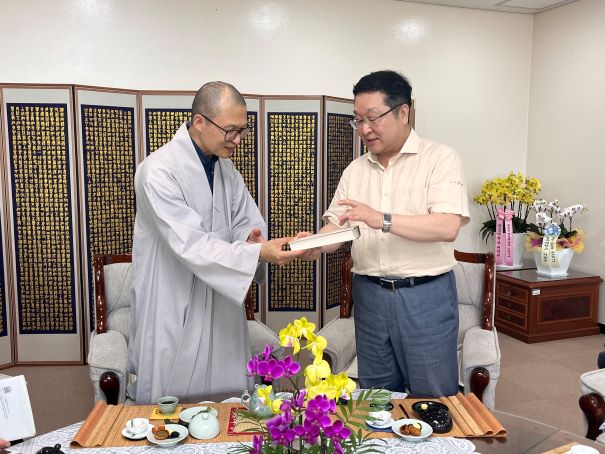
[[366, 127, 419, 165]]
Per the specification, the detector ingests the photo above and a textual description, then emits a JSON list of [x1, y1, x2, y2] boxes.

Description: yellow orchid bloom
[[304, 331, 327, 357], [305, 378, 337, 400], [293, 317, 316, 338], [279, 323, 302, 354], [256, 385, 273, 407], [304, 352, 331, 384], [270, 398, 283, 414], [328, 372, 356, 400]]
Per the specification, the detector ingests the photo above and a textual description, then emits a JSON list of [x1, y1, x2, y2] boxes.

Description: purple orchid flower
[[266, 410, 296, 446], [293, 419, 321, 445], [249, 434, 264, 454]]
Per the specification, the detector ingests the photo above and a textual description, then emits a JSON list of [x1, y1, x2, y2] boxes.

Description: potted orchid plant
[[474, 172, 541, 268], [524, 199, 587, 276], [230, 317, 386, 454]]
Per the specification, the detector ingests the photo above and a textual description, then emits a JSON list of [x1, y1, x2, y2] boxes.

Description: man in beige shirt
[[307, 70, 469, 396]]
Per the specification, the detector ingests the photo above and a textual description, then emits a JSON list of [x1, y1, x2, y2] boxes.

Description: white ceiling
[[397, 0, 577, 14]]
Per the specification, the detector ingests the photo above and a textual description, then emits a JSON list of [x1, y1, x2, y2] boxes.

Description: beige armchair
[[87, 254, 279, 404], [579, 358, 605, 443], [318, 250, 500, 409]]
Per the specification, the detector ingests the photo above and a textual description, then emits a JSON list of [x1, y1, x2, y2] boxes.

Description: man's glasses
[[199, 114, 250, 142], [349, 103, 404, 130]]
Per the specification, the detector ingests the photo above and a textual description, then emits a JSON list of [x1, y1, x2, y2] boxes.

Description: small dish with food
[[391, 418, 433, 442], [147, 424, 188, 447]]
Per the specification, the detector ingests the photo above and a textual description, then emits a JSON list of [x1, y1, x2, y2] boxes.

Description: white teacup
[[125, 418, 149, 436], [369, 410, 392, 426]]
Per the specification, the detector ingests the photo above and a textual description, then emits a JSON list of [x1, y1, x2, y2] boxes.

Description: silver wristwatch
[[382, 212, 392, 233]]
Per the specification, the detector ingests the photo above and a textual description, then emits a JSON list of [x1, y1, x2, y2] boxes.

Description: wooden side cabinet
[[495, 269, 603, 343]]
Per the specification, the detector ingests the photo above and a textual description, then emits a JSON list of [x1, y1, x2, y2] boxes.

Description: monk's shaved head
[[192, 81, 246, 118]]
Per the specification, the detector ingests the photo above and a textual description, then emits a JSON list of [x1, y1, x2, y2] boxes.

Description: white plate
[[179, 406, 219, 424], [147, 424, 188, 447], [122, 424, 152, 440], [391, 419, 433, 442]]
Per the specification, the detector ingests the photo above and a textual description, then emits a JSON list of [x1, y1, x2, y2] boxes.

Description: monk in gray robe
[[128, 82, 302, 404]]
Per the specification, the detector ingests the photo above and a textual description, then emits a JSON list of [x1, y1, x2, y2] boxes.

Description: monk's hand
[[293, 231, 322, 261], [247, 227, 266, 244], [338, 199, 382, 230], [259, 237, 304, 265]]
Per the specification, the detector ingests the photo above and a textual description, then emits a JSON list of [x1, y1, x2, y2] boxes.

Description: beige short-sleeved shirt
[[323, 128, 470, 278]]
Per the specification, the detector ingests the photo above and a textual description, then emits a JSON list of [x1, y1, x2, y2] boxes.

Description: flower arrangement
[[473, 172, 541, 241], [230, 317, 386, 454], [524, 199, 587, 252]]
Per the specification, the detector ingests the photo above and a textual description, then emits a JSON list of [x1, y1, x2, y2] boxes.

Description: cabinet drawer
[[497, 296, 527, 316], [497, 282, 529, 303], [496, 308, 527, 329]]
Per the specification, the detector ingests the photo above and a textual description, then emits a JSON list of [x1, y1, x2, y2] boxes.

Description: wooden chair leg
[[579, 392, 605, 440], [100, 371, 120, 405], [469, 367, 490, 403]]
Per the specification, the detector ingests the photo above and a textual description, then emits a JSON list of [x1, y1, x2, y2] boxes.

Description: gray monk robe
[[128, 123, 264, 404]]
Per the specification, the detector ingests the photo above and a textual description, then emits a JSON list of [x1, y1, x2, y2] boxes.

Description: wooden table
[[495, 269, 602, 343], [11, 409, 605, 454]]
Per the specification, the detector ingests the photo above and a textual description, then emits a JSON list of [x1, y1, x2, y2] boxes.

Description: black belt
[[362, 274, 441, 290]]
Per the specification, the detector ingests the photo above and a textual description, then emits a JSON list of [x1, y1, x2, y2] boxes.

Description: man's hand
[[0, 439, 10, 449], [338, 199, 382, 230], [294, 231, 322, 261], [259, 237, 304, 265], [247, 227, 266, 244]]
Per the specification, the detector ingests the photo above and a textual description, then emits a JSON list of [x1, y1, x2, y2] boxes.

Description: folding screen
[[322, 97, 356, 325], [74, 86, 140, 342], [0, 85, 83, 363], [262, 96, 323, 332]]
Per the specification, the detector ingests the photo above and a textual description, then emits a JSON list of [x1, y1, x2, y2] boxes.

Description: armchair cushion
[[247, 319, 280, 357], [318, 316, 356, 375], [580, 368, 605, 397]]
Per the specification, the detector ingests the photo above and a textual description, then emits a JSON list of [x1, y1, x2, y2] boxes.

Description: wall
[[528, 0, 605, 322], [0, 0, 534, 252]]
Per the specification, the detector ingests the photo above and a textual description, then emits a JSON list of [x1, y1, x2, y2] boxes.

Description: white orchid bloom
[[535, 213, 551, 226]]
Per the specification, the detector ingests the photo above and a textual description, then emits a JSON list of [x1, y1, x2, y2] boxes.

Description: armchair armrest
[[461, 326, 501, 409], [318, 317, 356, 374], [88, 330, 128, 403]]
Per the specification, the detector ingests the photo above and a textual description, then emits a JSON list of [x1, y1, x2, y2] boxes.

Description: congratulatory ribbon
[[541, 223, 561, 265], [495, 207, 514, 266]]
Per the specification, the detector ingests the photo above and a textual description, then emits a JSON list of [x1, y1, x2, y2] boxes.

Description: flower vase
[[533, 248, 574, 277], [494, 232, 525, 270]]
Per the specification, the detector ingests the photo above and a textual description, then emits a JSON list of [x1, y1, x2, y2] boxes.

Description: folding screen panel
[[0, 85, 83, 363], [262, 97, 322, 332], [233, 96, 263, 315], [0, 90, 12, 367], [322, 97, 356, 326], [74, 87, 139, 340], [139, 91, 194, 159]]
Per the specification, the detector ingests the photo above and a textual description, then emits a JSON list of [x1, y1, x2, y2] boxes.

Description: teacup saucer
[[122, 424, 151, 440], [367, 418, 394, 429]]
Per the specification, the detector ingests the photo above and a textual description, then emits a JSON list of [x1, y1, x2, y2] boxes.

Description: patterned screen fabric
[[267, 112, 318, 311], [7, 103, 76, 334]]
